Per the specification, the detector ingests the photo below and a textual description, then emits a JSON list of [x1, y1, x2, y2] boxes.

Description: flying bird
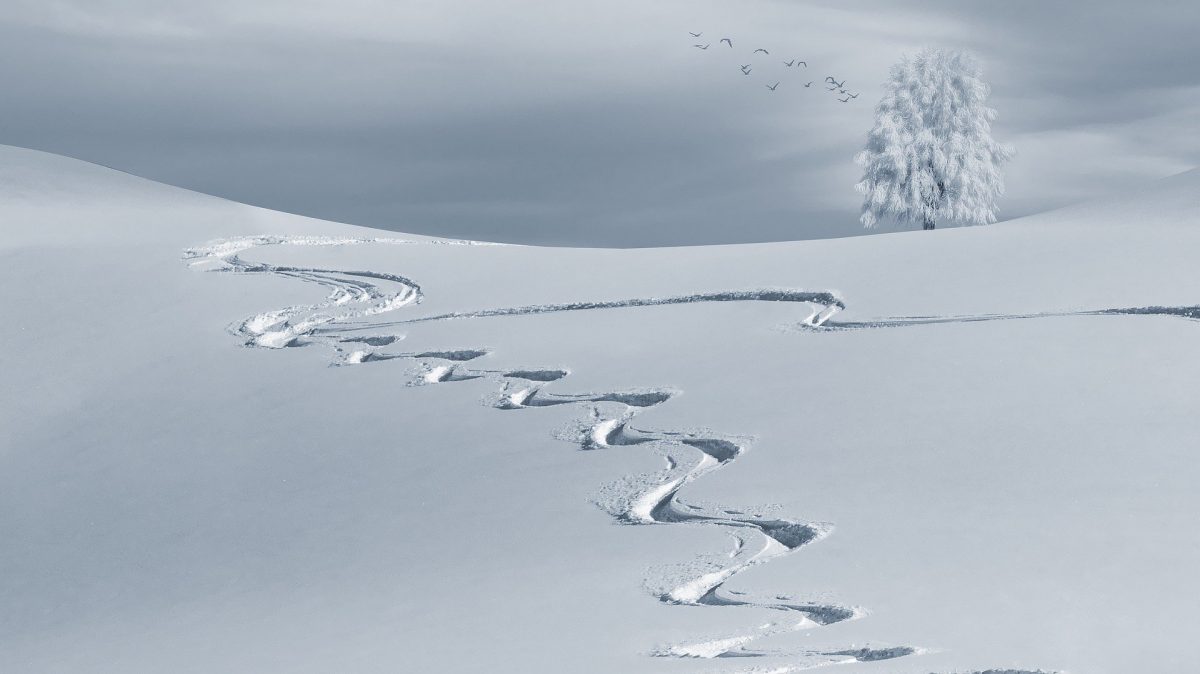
[[693, 43, 710, 50], [721, 38, 733, 47], [767, 82, 779, 91], [742, 67, 752, 75], [827, 77, 846, 88], [753, 48, 769, 55], [838, 95, 850, 102], [803, 81, 813, 87], [690, 31, 702, 37], [783, 59, 795, 67], [846, 92, 859, 99], [796, 60, 807, 68]]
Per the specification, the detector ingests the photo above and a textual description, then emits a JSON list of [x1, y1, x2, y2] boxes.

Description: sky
[[1, 0, 1197, 246]]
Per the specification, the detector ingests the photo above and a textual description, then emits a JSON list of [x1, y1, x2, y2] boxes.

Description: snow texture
[[4, 145, 1200, 674]]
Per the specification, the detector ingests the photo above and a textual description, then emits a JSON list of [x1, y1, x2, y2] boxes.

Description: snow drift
[[3, 145, 1199, 674]]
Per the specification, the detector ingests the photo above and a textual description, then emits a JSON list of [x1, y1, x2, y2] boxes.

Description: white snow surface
[[3, 144, 1200, 673]]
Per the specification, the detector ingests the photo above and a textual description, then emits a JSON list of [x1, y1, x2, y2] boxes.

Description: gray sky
[[2, 0, 1197, 246]]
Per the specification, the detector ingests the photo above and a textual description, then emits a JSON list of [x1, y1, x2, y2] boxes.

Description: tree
[[855, 48, 1014, 230]]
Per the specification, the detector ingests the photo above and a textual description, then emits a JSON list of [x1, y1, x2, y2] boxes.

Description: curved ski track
[[184, 234, 1191, 673]]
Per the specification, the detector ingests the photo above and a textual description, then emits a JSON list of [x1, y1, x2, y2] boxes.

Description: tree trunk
[[923, 218, 935, 230]]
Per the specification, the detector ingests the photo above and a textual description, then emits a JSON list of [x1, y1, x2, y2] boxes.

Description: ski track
[[347, 289, 846, 330], [808, 305, 1200, 332], [179, 234, 1200, 673]]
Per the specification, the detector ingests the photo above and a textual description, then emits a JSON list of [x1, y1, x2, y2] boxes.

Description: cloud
[[4, 0, 207, 39], [0, 0, 1196, 245]]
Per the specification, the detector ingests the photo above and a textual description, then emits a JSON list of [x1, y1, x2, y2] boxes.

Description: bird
[[721, 38, 733, 47], [846, 92, 859, 99], [838, 95, 850, 102], [827, 77, 846, 88], [803, 81, 813, 87], [753, 48, 769, 55], [693, 43, 710, 50], [767, 82, 779, 91], [690, 31, 702, 37], [796, 60, 807, 68], [783, 59, 795, 67], [742, 67, 752, 75]]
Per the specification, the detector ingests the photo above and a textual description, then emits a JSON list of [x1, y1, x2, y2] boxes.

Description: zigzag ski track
[[184, 234, 1196, 672]]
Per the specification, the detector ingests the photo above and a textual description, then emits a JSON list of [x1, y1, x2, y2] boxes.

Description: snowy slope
[[3, 145, 1199, 674]]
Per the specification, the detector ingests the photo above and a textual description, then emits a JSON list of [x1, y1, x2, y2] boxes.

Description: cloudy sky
[[2, 0, 1197, 246]]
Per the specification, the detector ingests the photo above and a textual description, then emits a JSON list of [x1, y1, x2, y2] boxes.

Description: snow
[[3, 144, 1200, 673]]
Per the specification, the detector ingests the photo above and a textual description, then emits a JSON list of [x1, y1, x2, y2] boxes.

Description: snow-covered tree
[[855, 48, 1013, 230]]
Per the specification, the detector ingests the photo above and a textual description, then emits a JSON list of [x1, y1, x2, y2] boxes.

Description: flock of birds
[[688, 31, 859, 102]]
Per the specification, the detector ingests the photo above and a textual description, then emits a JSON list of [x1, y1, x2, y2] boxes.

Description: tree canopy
[[855, 48, 1014, 230]]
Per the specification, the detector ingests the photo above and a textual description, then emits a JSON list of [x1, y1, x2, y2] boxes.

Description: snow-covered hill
[[3, 145, 1198, 673]]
